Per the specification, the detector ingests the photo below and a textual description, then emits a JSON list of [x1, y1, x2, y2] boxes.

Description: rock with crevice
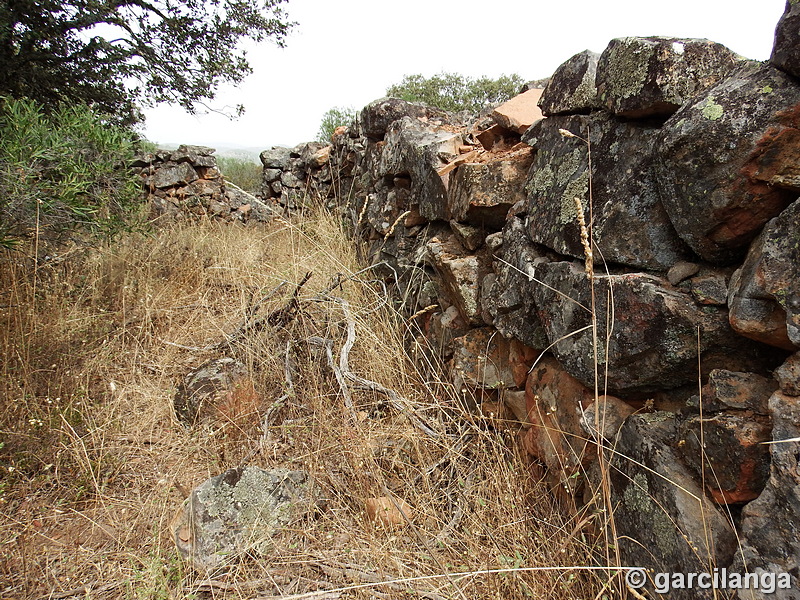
[[611, 413, 737, 600], [174, 358, 251, 426], [728, 198, 800, 350]]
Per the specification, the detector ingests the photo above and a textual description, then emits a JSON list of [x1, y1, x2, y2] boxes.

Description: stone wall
[[258, 5, 800, 598], [134, 144, 272, 223]]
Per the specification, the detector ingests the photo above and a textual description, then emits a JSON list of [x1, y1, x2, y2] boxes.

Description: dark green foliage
[[386, 72, 525, 114], [0, 0, 294, 125], [317, 106, 358, 142], [0, 96, 143, 246], [217, 156, 262, 194]]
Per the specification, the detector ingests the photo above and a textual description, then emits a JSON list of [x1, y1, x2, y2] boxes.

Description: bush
[[386, 72, 525, 114], [317, 106, 358, 142], [217, 156, 262, 194], [0, 96, 143, 247]]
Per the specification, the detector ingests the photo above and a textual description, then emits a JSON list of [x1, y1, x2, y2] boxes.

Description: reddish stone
[[679, 412, 772, 504], [491, 88, 545, 134], [451, 327, 535, 390], [523, 356, 595, 476]]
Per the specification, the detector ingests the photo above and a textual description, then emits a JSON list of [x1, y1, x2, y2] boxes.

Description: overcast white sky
[[142, 0, 788, 151]]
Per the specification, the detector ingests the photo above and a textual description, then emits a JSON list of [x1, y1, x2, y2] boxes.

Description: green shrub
[[386, 72, 525, 114], [317, 106, 358, 142], [217, 156, 262, 194], [0, 96, 143, 247]]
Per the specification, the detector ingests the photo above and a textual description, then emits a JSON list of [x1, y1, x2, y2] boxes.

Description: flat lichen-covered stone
[[171, 467, 312, 572], [531, 260, 775, 393], [595, 36, 739, 119], [656, 60, 800, 264]]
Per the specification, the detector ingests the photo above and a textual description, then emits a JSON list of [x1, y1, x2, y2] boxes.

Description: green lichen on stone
[[760, 85, 774, 94], [560, 172, 589, 225], [701, 97, 724, 121], [623, 472, 678, 556], [604, 38, 652, 100]]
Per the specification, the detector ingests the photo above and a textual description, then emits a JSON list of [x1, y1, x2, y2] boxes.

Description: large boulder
[[524, 112, 689, 271], [538, 50, 602, 116], [655, 61, 800, 264], [771, 0, 800, 80], [595, 36, 739, 119], [728, 198, 800, 350], [611, 414, 738, 600]]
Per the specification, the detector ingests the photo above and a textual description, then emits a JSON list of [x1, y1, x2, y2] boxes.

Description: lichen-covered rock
[[171, 144, 217, 167], [174, 358, 250, 426], [447, 146, 533, 230], [728, 198, 800, 350], [378, 117, 463, 221], [524, 112, 688, 271], [426, 234, 491, 326], [771, 0, 800, 80], [360, 97, 452, 141], [678, 411, 772, 503], [595, 36, 739, 119], [531, 260, 774, 393], [732, 391, 800, 597], [171, 467, 313, 572], [260, 146, 293, 170], [538, 50, 603, 116], [611, 413, 737, 600], [656, 61, 800, 264]]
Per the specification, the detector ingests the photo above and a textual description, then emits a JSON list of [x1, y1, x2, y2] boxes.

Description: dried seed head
[[559, 128, 578, 139]]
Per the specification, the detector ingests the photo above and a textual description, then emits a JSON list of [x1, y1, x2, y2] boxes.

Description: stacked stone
[[260, 142, 332, 210], [261, 5, 800, 597], [133, 144, 271, 223]]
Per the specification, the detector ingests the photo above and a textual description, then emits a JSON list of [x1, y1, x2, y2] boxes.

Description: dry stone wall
[[259, 5, 800, 598]]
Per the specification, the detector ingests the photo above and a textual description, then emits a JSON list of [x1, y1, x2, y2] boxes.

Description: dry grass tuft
[[1, 205, 607, 599]]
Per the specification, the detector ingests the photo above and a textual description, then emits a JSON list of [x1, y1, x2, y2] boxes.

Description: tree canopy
[[386, 72, 525, 114], [0, 0, 294, 124]]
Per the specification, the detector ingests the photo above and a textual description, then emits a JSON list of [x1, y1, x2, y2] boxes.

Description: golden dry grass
[[0, 206, 609, 599]]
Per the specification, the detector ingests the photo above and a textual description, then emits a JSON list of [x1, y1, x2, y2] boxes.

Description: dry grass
[[0, 204, 608, 599]]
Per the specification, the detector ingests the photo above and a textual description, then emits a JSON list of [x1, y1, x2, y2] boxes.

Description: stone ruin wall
[[254, 5, 800, 599]]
